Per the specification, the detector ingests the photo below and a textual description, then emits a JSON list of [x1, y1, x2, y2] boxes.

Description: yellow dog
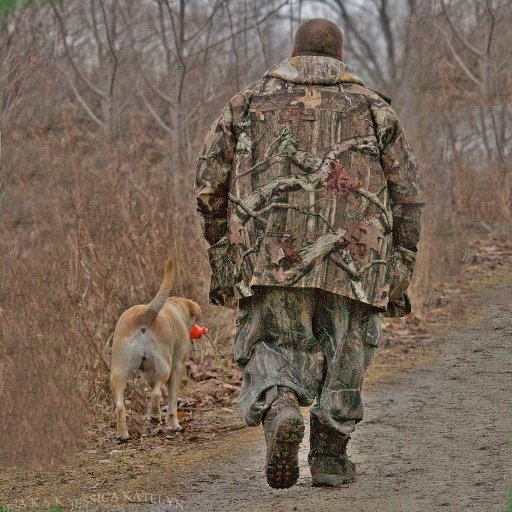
[[110, 257, 201, 440]]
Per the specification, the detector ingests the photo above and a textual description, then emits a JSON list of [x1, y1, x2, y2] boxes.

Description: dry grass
[[0, 105, 227, 466]]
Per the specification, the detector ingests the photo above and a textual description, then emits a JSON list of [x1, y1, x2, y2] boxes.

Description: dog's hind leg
[[110, 372, 129, 441], [166, 361, 185, 431], [110, 337, 145, 440]]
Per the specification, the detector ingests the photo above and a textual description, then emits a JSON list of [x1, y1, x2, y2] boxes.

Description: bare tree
[[433, 0, 512, 220], [127, 0, 289, 170], [308, 0, 418, 98]]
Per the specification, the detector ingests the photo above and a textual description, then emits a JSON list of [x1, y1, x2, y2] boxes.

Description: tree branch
[[49, 0, 107, 100], [54, 61, 105, 128]]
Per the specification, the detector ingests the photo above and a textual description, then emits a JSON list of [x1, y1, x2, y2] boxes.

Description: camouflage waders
[[235, 286, 381, 430], [235, 285, 380, 461]]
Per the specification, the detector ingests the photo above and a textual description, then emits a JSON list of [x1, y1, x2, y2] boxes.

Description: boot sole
[[266, 415, 304, 489]]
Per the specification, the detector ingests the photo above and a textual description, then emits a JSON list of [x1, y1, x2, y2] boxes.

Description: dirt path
[[156, 283, 511, 512]]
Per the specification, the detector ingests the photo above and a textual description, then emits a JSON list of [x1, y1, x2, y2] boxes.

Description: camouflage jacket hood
[[264, 56, 364, 87], [195, 56, 425, 316]]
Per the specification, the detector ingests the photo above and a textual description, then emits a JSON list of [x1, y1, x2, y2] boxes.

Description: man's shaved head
[[293, 18, 344, 60]]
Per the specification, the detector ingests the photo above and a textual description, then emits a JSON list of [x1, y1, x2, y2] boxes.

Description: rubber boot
[[262, 386, 305, 489], [308, 413, 356, 487]]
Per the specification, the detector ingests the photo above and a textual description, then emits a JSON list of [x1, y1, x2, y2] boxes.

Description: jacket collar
[[264, 56, 364, 86]]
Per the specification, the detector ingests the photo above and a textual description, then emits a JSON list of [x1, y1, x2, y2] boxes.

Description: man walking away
[[195, 18, 425, 489]]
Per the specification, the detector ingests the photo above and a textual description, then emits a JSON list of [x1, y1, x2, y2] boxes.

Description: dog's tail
[[138, 256, 175, 326]]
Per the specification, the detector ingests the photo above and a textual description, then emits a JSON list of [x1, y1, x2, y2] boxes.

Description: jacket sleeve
[[371, 100, 426, 275], [194, 104, 236, 247]]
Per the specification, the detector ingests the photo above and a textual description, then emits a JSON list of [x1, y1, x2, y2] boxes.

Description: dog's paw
[[169, 424, 183, 432], [116, 433, 130, 443]]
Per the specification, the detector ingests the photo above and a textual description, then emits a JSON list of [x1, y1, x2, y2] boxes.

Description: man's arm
[[195, 104, 236, 246], [370, 99, 426, 315], [371, 100, 426, 274]]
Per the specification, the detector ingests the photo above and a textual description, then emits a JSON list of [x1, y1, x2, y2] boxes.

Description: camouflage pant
[[235, 286, 382, 434]]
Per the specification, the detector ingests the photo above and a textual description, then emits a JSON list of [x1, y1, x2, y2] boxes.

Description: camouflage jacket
[[195, 56, 425, 316]]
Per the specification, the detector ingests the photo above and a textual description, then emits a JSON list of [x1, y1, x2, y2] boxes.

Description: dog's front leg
[[149, 372, 170, 423]]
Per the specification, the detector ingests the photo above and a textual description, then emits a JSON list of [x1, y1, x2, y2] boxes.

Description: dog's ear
[[186, 299, 202, 319]]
